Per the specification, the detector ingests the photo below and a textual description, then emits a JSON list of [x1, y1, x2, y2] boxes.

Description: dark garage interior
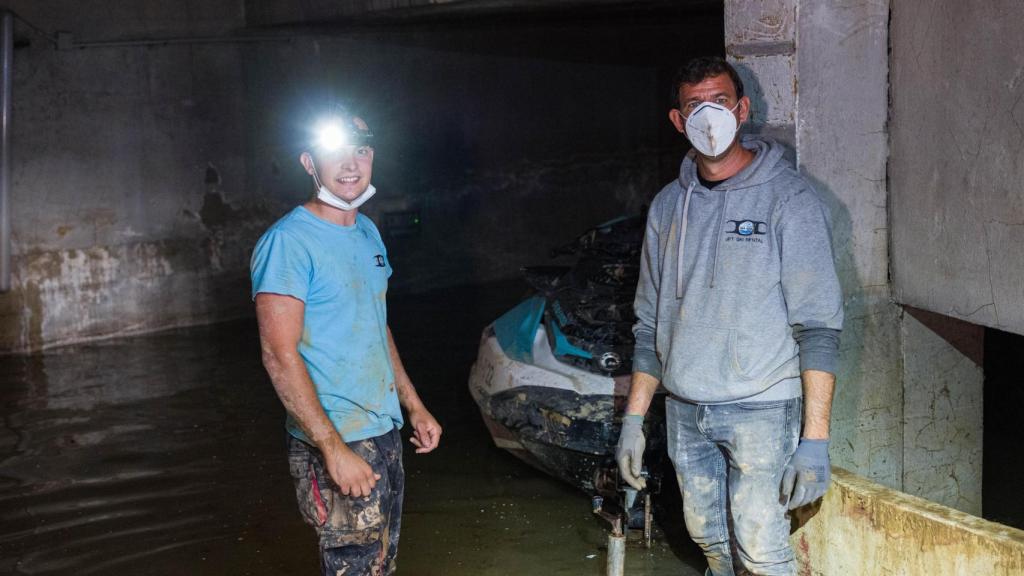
[[0, 2, 719, 574], [2, 1, 1024, 575]]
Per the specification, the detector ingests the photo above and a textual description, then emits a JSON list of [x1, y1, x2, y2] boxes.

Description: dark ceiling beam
[[245, 0, 719, 30]]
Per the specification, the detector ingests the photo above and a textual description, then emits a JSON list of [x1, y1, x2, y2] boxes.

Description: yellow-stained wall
[[794, 469, 1024, 575]]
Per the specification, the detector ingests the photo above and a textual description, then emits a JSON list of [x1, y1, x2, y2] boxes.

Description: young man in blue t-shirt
[[251, 105, 441, 576]]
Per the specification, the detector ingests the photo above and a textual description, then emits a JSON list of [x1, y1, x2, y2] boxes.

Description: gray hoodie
[[632, 137, 843, 403]]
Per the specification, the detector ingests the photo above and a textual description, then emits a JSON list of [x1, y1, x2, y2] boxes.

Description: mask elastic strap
[[308, 157, 325, 191]]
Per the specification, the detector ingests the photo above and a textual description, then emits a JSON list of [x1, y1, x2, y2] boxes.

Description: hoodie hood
[[671, 136, 792, 297], [671, 136, 790, 298], [678, 135, 789, 192]]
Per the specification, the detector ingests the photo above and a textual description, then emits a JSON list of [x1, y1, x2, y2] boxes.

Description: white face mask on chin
[[316, 183, 376, 211], [684, 101, 741, 157], [309, 157, 377, 211]]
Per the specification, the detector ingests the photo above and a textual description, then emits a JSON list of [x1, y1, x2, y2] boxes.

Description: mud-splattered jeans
[[287, 428, 404, 576], [666, 396, 801, 576]]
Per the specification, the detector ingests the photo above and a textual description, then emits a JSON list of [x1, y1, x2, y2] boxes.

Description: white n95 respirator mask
[[684, 101, 741, 157]]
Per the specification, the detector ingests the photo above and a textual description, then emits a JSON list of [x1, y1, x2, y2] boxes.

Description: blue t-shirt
[[250, 206, 402, 443]]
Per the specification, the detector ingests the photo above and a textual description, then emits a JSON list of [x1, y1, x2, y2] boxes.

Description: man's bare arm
[[625, 371, 662, 416], [801, 369, 835, 439], [256, 293, 379, 496], [386, 326, 442, 453]]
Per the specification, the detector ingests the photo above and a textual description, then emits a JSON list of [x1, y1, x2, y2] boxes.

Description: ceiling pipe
[[57, 33, 291, 50]]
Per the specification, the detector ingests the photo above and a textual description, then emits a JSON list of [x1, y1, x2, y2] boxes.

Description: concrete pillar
[[724, 0, 797, 146], [726, 0, 903, 489], [726, 1, 985, 513]]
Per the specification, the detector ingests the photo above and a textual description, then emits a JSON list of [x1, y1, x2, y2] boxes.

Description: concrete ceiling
[[245, 0, 720, 29]]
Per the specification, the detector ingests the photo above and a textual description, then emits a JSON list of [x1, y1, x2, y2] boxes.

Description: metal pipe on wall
[[61, 34, 291, 50], [0, 11, 11, 292]]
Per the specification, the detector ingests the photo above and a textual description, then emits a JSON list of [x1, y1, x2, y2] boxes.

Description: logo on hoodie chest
[[725, 219, 767, 244]]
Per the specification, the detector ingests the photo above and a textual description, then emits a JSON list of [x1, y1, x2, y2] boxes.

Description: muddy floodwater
[[0, 282, 704, 575]]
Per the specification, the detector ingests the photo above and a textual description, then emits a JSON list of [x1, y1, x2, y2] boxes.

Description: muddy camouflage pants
[[666, 396, 801, 576], [287, 428, 404, 576]]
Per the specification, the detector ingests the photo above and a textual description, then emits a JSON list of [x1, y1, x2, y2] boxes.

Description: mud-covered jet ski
[[468, 216, 667, 528]]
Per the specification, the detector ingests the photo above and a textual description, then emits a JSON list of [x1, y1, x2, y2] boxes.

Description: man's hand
[[323, 442, 381, 498], [386, 327, 442, 454], [408, 407, 442, 454], [780, 438, 830, 509], [616, 414, 647, 490]]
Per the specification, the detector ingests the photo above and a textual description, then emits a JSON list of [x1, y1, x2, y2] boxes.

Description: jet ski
[[468, 215, 667, 530]]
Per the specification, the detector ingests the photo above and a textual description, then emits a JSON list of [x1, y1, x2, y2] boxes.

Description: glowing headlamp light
[[312, 117, 374, 154], [315, 122, 347, 152]]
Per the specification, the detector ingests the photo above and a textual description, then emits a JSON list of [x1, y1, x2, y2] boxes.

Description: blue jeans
[[666, 396, 801, 576]]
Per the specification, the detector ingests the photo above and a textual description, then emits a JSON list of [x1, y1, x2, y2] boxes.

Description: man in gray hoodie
[[616, 57, 843, 576]]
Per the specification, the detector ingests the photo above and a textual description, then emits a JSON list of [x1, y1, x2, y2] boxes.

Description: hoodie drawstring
[[710, 189, 729, 288], [676, 181, 696, 299]]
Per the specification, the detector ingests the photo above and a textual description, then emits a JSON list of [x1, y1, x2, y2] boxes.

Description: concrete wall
[[901, 309, 984, 515], [793, 469, 1024, 576], [726, 0, 903, 489], [0, 1, 264, 353], [792, 0, 904, 490], [0, 3, 718, 352], [888, 0, 1002, 514], [885, 0, 1022, 513], [725, 0, 989, 516], [890, 0, 1024, 337], [724, 0, 797, 144], [245, 0, 464, 22], [243, 0, 712, 25]]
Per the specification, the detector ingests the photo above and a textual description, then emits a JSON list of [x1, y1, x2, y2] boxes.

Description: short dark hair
[[670, 56, 745, 109]]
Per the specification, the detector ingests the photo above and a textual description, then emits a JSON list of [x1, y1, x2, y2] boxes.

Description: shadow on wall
[[730, 62, 796, 152], [789, 168, 861, 531], [737, 61, 904, 492], [734, 63, 893, 526]]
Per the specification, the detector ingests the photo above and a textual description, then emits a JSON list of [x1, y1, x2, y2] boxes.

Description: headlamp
[[312, 117, 374, 154]]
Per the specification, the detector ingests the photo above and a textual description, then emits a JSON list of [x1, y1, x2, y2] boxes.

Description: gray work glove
[[616, 414, 647, 490], [780, 438, 830, 510]]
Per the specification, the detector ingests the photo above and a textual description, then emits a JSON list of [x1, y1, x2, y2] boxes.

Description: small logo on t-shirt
[[374, 255, 386, 267]]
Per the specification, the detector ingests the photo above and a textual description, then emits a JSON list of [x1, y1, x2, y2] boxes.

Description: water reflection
[[0, 321, 310, 575], [0, 284, 700, 575]]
